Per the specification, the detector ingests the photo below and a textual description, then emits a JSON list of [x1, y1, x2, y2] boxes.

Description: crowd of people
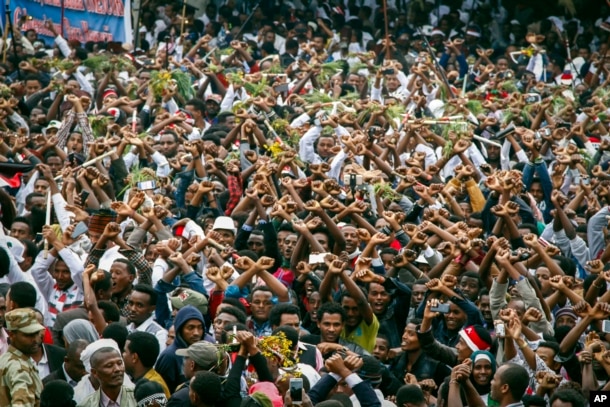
[[1, 0, 610, 406]]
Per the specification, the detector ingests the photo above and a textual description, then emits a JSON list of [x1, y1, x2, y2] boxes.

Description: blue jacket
[[155, 306, 205, 392]]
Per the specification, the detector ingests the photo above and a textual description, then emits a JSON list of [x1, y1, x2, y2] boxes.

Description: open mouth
[[372, 302, 385, 312]]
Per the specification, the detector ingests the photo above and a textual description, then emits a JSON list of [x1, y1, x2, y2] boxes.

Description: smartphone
[[602, 320, 610, 334], [308, 253, 328, 264], [137, 180, 157, 190], [430, 303, 450, 313], [71, 221, 89, 239], [382, 68, 395, 75], [80, 190, 90, 206], [524, 93, 541, 104], [495, 321, 505, 337], [35, 232, 43, 244], [289, 378, 303, 404], [274, 83, 289, 93]]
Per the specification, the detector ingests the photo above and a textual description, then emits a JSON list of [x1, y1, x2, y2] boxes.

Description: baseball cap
[[170, 288, 209, 316], [175, 341, 222, 369], [206, 94, 222, 104], [212, 216, 237, 235], [4, 236, 25, 263], [46, 120, 62, 131], [5, 308, 45, 334]]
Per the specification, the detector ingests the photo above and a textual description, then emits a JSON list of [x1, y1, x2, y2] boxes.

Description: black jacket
[[45, 344, 67, 374]]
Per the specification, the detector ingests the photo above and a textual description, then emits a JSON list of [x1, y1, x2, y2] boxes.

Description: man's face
[[185, 104, 202, 120], [214, 229, 235, 246], [52, 260, 74, 291], [10, 221, 32, 240], [8, 329, 43, 355], [307, 292, 321, 323], [127, 290, 155, 326], [318, 313, 343, 343], [205, 101, 220, 118], [455, 336, 472, 362], [478, 295, 492, 322], [278, 313, 300, 333], [459, 276, 480, 302], [373, 337, 389, 362], [535, 267, 551, 296], [401, 323, 419, 352], [166, 325, 175, 347], [34, 179, 50, 195], [316, 136, 336, 159], [444, 303, 467, 332], [367, 282, 391, 315], [281, 234, 297, 259], [277, 230, 289, 252], [347, 74, 360, 89], [313, 232, 329, 252], [341, 296, 362, 329], [411, 284, 427, 307], [312, 36, 325, 52], [384, 74, 399, 92], [222, 115, 236, 129], [159, 134, 179, 158], [65, 348, 87, 382], [26, 30, 37, 42], [490, 365, 506, 402], [110, 262, 134, 296], [92, 351, 124, 388], [555, 315, 576, 329], [251, 291, 273, 323], [31, 108, 46, 124], [28, 196, 46, 212], [342, 226, 359, 254], [25, 79, 41, 96], [180, 319, 204, 346], [578, 48, 590, 60], [67, 133, 84, 153], [122, 340, 136, 376], [46, 156, 63, 176], [530, 181, 544, 203], [536, 346, 560, 371], [486, 145, 500, 161], [213, 312, 238, 342], [247, 235, 264, 256]]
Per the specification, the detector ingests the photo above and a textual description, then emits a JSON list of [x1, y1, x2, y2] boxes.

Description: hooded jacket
[[154, 305, 205, 392]]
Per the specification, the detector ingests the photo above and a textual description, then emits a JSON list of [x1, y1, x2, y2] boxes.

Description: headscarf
[[469, 350, 497, 396], [63, 319, 100, 345]]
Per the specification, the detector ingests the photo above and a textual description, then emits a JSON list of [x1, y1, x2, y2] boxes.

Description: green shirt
[[340, 314, 380, 353]]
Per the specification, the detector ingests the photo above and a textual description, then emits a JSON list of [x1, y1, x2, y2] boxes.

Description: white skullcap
[[80, 339, 121, 373]]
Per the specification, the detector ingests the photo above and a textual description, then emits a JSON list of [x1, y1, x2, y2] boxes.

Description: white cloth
[[126, 315, 168, 353]]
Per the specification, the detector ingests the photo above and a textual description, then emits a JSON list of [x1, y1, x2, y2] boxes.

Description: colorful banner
[[9, 0, 132, 44]]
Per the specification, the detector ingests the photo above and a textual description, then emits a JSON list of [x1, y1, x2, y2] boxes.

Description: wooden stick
[[179, 0, 187, 39], [53, 150, 115, 181], [1, 7, 9, 64], [43, 190, 51, 259], [473, 134, 502, 148]]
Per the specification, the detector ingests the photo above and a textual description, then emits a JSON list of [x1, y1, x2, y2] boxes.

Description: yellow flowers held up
[[258, 331, 297, 370]]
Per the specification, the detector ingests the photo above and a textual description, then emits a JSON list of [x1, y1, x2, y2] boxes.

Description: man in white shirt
[[126, 284, 168, 353]]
